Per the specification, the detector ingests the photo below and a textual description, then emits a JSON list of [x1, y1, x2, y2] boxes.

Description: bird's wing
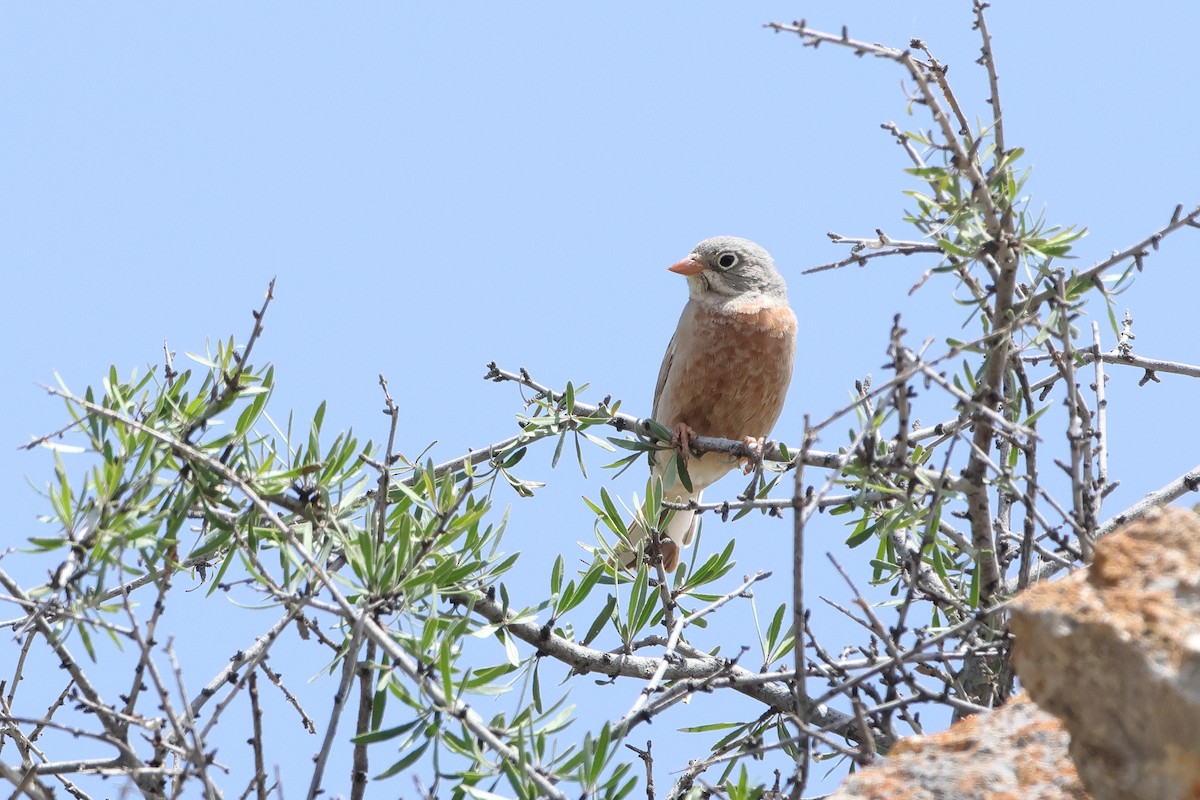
[[651, 333, 676, 421]]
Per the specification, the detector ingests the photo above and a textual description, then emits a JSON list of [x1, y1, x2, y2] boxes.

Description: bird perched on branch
[[619, 236, 797, 572]]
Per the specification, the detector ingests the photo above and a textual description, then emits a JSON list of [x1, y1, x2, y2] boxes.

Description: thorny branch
[[27, 386, 573, 800], [8, 6, 1200, 800]]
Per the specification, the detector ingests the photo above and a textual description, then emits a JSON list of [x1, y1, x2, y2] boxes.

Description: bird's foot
[[740, 436, 766, 475], [672, 423, 698, 461]]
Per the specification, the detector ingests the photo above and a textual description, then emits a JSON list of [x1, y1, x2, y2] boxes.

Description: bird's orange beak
[[668, 255, 705, 276]]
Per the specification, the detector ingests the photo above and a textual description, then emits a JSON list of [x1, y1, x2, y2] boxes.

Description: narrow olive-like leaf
[[501, 446, 527, 469], [532, 659, 543, 713], [929, 541, 949, 582], [351, 718, 420, 745], [601, 452, 643, 477], [500, 629, 520, 666], [39, 441, 85, 454], [646, 419, 674, 442], [185, 352, 217, 368], [626, 563, 648, 634], [583, 594, 616, 646], [685, 539, 736, 587], [559, 562, 604, 615], [573, 431, 588, 479], [1023, 404, 1052, 427], [550, 555, 564, 597], [679, 721, 743, 733], [709, 722, 753, 752], [496, 762, 533, 800], [633, 586, 658, 633], [76, 624, 97, 662], [439, 638, 454, 703], [845, 517, 876, 548], [582, 495, 620, 537], [581, 432, 616, 452], [599, 487, 628, 537], [675, 452, 692, 493], [375, 739, 430, 779], [371, 661, 390, 731], [765, 603, 786, 654], [551, 429, 567, 469], [490, 552, 520, 579]]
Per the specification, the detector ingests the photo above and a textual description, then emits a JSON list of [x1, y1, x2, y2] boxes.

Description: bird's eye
[[717, 252, 739, 270]]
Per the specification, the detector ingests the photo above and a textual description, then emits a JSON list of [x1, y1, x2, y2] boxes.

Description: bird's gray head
[[669, 236, 787, 303]]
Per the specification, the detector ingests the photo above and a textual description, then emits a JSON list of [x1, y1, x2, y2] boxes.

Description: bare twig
[[1025, 203, 1200, 309], [1091, 322, 1109, 499], [1016, 462, 1200, 590], [307, 615, 366, 800], [790, 417, 814, 797]]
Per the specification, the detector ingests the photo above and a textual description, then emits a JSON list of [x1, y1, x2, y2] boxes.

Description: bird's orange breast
[[656, 301, 797, 442]]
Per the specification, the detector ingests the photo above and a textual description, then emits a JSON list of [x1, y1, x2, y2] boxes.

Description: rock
[[824, 506, 1200, 799], [826, 692, 1088, 799], [1010, 505, 1200, 800]]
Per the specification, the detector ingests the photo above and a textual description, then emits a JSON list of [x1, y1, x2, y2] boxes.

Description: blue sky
[[4, 3, 1200, 797]]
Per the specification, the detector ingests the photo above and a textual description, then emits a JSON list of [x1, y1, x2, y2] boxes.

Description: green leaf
[[608, 437, 652, 452], [500, 629, 520, 667], [936, 237, 973, 258], [591, 723, 612, 784], [580, 432, 616, 452], [375, 739, 430, 779], [646, 419, 674, 442], [501, 446, 527, 469], [532, 660, 543, 713], [626, 561, 649, 636], [558, 562, 604, 615], [550, 554, 564, 596], [674, 453, 692, 494], [439, 638, 455, 704], [679, 720, 744, 733], [551, 429, 567, 469], [845, 516, 877, 548], [765, 603, 786, 654], [599, 487, 628, 538], [465, 783, 519, 800], [39, 441, 85, 454], [583, 594, 616, 646], [185, 351, 217, 368], [573, 431, 588, 478], [685, 538, 736, 588], [352, 718, 420, 745]]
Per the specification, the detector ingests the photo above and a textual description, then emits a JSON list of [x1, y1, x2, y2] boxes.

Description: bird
[[618, 236, 797, 573]]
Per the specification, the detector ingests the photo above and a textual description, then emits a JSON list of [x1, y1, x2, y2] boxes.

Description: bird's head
[[668, 236, 787, 303]]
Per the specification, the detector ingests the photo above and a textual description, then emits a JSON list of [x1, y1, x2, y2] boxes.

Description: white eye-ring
[[717, 252, 739, 270]]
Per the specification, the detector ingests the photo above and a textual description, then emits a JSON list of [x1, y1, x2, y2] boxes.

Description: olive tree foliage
[[5, 5, 1200, 799]]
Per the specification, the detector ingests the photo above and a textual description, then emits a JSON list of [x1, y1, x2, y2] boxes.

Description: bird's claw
[[672, 423, 697, 461], [740, 436, 766, 475]]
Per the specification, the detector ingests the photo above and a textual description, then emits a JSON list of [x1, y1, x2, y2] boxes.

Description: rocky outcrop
[[826, 692, 1088, 799], [1010, 505, 1200, 800], [827, 505, 1200, 800]]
